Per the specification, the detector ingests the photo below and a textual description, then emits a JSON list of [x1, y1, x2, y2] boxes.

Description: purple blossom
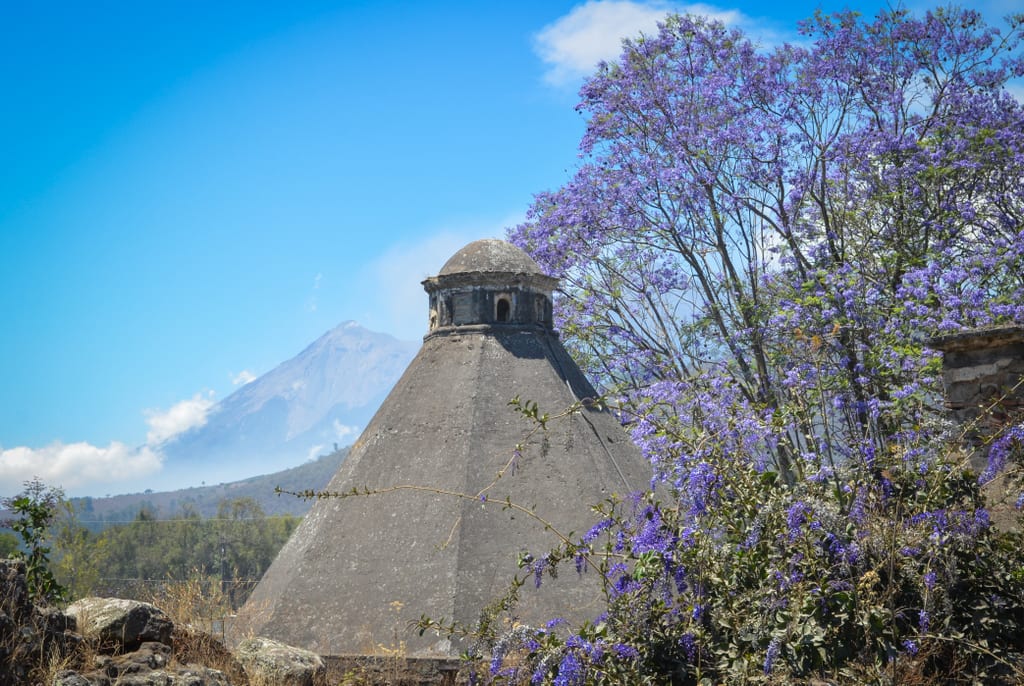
[[553, 651, 584, 686], [686, 461, 719, 516], [764, 638, 782, 675], [581, 518, 615, 544], [785, 501, 811, 540], [981, 424, 1024, 483], [743, 517, 763, 549], [849, 488, 868, 524], [679, 633, 697, 661], [533, 556, 550, 589], [632, 505, 671, 554]]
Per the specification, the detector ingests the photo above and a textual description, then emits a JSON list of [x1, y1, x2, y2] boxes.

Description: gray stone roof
[[234, 240, 651, 659], [438, 238, 545, 276]]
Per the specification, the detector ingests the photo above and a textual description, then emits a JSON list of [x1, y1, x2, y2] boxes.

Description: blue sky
[[1, 0, 1018, 496]]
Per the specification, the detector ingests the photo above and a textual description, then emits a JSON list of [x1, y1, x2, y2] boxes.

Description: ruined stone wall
[[930, 326, 1024, 444]]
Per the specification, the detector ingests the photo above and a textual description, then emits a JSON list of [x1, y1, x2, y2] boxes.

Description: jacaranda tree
[[481, 6, 1024, 684]]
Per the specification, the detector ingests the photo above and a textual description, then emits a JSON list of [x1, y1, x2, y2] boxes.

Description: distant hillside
[[67, 446, 349, 525], [153, 321, 417, 490]]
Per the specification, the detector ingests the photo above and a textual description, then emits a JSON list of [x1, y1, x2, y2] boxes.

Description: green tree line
[[39, 493, 298, 606]]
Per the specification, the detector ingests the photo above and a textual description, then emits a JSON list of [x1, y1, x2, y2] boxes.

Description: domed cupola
[[421, 239, 558, 336]]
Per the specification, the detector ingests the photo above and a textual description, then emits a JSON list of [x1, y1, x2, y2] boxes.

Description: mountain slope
[[156, 321, 417, 489], [67, 447, 349, 525]]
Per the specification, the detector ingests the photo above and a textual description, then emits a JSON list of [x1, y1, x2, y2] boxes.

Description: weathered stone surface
[[0, 558, 31, 623], [426, 239, 558, 331], [56, 665, 232, 686], [0, 559, 82, 686], [52, 671, 93, 686], [235, 239, 653, 657], [931, 326, 1024, 533], [53, 641, 234, 686], [930, 325, 1024, 440], [322, 655, 463, 685], [66, 598, 173, 652], [437, 238, 548, 277], [235, 636, 325, 686]]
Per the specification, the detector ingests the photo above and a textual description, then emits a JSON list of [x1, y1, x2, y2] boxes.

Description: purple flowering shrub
[[473, 403, 1024, 683], [475, 6, 1024, 685]]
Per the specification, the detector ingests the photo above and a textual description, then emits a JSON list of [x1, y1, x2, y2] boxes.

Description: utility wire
[[50, 515, 300, 526]]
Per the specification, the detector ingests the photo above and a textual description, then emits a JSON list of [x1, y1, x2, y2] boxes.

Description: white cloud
[[144, 391, 215, 445], [534, 1, 786, 86], [535, 1, 674, 86], [332, 420, 359, 441], [232, 369, 257, 386], [0, 442, 163, 495], [1, 389, 220, 496]]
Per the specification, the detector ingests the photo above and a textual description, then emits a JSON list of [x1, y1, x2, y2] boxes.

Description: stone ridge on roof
[[438, 238, 546, 276]]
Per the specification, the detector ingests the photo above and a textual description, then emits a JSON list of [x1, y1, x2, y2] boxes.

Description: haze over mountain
[[151, 321, 418, 491], [57, 447, 350, 528]]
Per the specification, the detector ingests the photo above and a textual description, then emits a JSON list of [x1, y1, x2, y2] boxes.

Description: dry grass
[[337, 600, 420, 685], [34, 640, 90, 686], [140, 573, 231, 638], [136, 572, 249, 683]]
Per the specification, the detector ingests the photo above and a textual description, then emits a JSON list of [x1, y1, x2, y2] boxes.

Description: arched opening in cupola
[[496, 296, 512, 322]]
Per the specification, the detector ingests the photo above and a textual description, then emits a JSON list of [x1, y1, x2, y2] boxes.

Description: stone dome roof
[[438, 239, 545, 277]]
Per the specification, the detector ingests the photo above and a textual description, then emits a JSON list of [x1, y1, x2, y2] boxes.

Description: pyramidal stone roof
[[234, 239, 651, 657]]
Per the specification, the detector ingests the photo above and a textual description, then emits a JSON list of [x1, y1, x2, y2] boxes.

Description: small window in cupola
[[496, 295, 512, 322]]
